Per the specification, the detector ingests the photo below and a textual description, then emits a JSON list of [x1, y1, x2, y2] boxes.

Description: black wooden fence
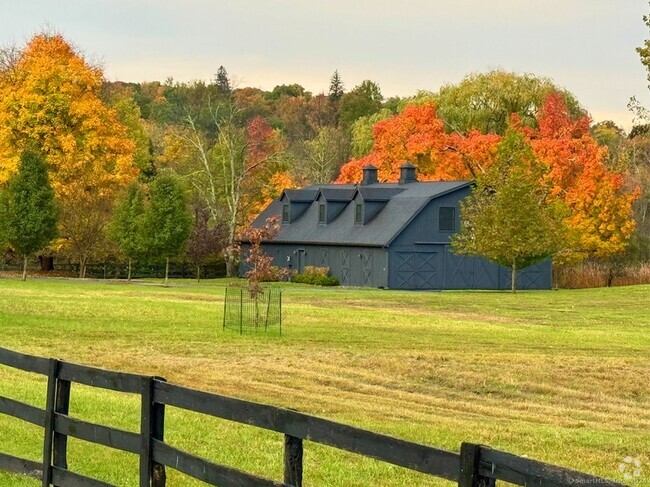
[[0, 347, 626, 487]]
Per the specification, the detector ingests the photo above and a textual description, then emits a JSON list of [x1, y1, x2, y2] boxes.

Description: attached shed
[[241, 163, 551, 290]]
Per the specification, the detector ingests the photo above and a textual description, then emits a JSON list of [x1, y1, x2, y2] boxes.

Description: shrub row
[[292, 273, 339, 286]]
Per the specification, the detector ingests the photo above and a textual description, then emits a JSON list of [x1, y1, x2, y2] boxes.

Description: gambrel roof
[[250, 180, 472, 247]]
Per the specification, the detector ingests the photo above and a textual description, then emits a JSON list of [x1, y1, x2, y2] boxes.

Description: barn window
[[318, 203, 326, 224], [354, 203, 363, 224], [439, 207, 455, 231], [282, 204, 290, 223]]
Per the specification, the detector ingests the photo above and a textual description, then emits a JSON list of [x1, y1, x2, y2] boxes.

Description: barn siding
[[390, 189, 471, 247], [387, 243, 551, 290], [387, 194, 552, 290], [248, 243, 389, 288]]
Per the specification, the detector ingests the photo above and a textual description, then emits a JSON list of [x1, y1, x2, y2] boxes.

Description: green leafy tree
[[350, 108, 393, 158], [623, 7, 650, 266], [452, 127, 567, 292], [591, 120, 626, 170], [338, 80, 383, 128], [433, 70, 584, 134], [301, 126, 349, 183], [142, 175, 192, 286], [0, 150, 57, 281], [162, 104, 285, 277], [108, 182, 146, 281], [268, 84, 310, 101]]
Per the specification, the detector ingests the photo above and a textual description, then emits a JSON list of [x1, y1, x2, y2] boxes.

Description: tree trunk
[[226, 219, 238, 277], [79, 258, 87, 279], [196, 265, 201, 283], [164, 257, 169, 287], [127, 258, 132, 282], [511, 262, 517, 294], [226, 257, 236, 278], [606, 268, 614, 287], [39, 255, 54, 271], [22, 255, 27, 282]]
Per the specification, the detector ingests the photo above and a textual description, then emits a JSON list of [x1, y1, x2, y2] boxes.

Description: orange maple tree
[[0, 33, 137, 275], [0, 34, 136, 190], [336, 97, 638, 260], [336, 104, 500, 183], [530, 93, 639, 260]]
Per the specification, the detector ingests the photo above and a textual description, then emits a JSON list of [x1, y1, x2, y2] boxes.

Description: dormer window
[[282, 204, 290, 223], [354, 203, 363, 225], [318, 204, 326, 224]]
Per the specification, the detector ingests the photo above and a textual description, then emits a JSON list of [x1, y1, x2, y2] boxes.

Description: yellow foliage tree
[[0, 34, 138, 276]]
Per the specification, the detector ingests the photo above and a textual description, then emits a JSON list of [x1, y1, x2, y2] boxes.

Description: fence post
[[53, 377, 71, 470], [222, 288, 227, 331], [279, 289, 282, 336], [41, 359, 59, 487], [239, 289, 243, 335], [151, 379, 166, 487], [459, 443, 495, 487], [140, 376, 167, 487], [283, 434, 303, 487], [265, 289, 271, 331]]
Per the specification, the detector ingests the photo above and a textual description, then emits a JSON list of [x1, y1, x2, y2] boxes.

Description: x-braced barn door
[[361, 252, 372, 286], [320, 249, 328, 268], [394, 251, 439, 289], [340, 250, 350, 285]]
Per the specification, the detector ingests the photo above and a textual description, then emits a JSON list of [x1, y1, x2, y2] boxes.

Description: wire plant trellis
[[223, 286, 282, 334]]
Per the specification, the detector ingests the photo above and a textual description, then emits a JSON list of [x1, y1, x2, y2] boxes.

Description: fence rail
[[0, 261, 227, 280], [0, 347, 626, 487]]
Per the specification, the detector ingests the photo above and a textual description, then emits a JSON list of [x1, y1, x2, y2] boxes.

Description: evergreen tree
[[141, 175, 192, 286], [215, 65, 232, 99], [0, 150, 57, 281], [328, 70, 344, 102], [108, 182, 146, 281], [452, 127, 567, 292]]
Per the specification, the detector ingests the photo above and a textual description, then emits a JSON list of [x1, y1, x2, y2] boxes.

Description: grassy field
[[0, 278, 648, 486]]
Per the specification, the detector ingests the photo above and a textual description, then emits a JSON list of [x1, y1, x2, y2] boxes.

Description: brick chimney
[[361, 164, 378, 185], [398, 162, 417, 184]]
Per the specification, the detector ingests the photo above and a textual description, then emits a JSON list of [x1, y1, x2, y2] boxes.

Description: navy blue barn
[[242, 163, 551, 290]]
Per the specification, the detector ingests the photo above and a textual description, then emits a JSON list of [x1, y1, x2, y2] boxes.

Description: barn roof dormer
[[317, 187, 356, 202], [348, 185, 403, 225], [315, 187, 356, 225], [280, 189, 318, 224]]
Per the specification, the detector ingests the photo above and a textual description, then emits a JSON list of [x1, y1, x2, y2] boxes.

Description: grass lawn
[[0, 278, 648, 486]]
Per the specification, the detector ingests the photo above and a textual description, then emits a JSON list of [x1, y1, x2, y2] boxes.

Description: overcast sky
[[1, 0, 649, 131]]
